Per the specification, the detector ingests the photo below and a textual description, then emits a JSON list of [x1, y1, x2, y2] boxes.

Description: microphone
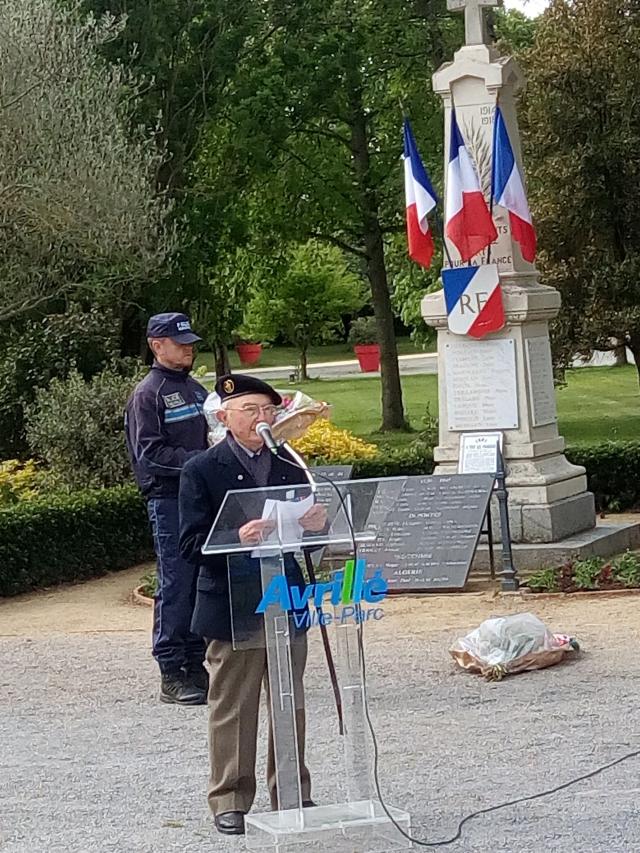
[[256, 421, 279, 455]]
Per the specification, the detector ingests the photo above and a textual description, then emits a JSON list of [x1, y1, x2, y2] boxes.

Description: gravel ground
[[1, 593, 639, 853]]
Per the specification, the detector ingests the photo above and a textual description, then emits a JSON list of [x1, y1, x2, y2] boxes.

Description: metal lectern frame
[[202, 479, 412, 852]]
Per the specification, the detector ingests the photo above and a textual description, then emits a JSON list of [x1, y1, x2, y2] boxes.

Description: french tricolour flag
[[491, 106, 536, 263], [403, 119, 438, 269], [442, 265, 504, 338], [445, 110, 497, 263]]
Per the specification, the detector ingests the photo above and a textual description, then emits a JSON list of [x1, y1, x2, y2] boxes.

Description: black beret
[[215, 373, 282, 406]]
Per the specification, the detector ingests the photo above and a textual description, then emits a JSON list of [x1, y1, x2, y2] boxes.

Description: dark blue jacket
[[125, 362, 209, 499], [179, 440, 310, 642]]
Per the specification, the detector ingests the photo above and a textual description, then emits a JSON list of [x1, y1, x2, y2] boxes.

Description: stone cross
[[447, 0, 502, 46]]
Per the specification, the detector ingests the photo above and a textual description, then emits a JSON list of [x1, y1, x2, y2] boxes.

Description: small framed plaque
[[458, 431, 503, 475]]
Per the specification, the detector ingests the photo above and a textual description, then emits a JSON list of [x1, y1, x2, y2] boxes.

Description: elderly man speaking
[[178, 373, 325, 836]]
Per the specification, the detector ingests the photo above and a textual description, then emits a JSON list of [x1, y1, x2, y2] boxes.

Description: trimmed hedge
[[2, 440, 638, 597], [565, 442, 640, 512], [347, 441, 640, 512], [351, 445, 435, 479], [0, 485, 153, 597]]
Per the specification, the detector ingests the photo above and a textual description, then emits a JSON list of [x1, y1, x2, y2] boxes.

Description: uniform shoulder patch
[[163, 392, 186, 408]]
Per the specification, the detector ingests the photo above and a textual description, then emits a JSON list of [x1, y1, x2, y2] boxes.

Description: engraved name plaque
[[358, 473, 494, 591]]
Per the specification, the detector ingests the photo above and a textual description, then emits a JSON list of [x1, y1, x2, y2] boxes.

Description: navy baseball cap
[[146, 312, 202, 344]]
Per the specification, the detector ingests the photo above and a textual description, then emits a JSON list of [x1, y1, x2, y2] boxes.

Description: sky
[[504, 0, 550, 17]]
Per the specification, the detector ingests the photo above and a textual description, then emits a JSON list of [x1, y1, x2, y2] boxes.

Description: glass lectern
[[202, 477, 412, 852]]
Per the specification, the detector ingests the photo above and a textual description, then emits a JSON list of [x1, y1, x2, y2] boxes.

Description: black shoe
[[159, 672, 206, 706], [214, 811, 245, 835], [184, 662, 209, 694]]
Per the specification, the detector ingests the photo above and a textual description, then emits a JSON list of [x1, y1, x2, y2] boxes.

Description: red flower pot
[[353, 344, 380, 373], [236, 343, 262, 366]]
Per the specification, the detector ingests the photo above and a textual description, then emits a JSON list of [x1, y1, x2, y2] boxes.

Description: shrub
[[572, 556, 604, 590], [0, 485, 152, 597], [352, 445, 435, 479], [526, 552, 640, 594], [526, 566, 560, 593], [0, 306, 121, 458], [138, 569, 158, 598], [292, 420, 378, 464], [413, 403, 439, 451], [612, 551, 640, 587], [0, 459, 40, 505], [25, 362, 144, 490], [565, 442, 640, 511], [347, 316, 378, 345]]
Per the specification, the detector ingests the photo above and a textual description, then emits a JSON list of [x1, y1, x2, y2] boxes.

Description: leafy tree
[[80, 0, 265, 355], [196, 0, 461, 430], [521, 0, 640, 383], [80, 0, 256, 194], [0, 0, 171, 324], [493, 7, 539, 51], [242, 242, 366, 379], [188, 245, 263, 376]]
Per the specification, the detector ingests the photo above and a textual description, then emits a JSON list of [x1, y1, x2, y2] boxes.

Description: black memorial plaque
[[358, 473, 494, 591]]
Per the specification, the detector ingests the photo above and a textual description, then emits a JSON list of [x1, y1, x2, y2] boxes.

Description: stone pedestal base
[[508, 492, 595, 543], [473, 519, 640, 574]]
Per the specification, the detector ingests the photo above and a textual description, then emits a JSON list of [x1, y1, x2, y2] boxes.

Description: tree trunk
[[365, 230, 408, 430], [347, 79, 407, 431], [299, 347, 309, 381], [626, 333, 640, 387], [613, 340, 628, 366], [214, 342, 230, 377]]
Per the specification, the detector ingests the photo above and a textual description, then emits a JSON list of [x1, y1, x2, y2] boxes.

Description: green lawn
[[203, 365, 639, 448], [202, 365, 639, 447], [195, 336, 431, 372]]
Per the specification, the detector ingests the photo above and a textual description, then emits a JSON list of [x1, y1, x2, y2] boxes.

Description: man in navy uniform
[[179, 374, 326, 836], [125, 312, 209, 705]]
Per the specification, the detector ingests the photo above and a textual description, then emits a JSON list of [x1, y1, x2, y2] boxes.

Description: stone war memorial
[[421, 0, 640, 568]]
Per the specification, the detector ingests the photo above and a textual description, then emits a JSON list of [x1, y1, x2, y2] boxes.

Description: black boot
[[184, 662, 209, 695], [160, 672, 206, 705]]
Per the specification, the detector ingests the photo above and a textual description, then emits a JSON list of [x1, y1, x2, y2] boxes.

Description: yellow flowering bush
[[0, 459, 40, 506], [291, 419, 378, 463]]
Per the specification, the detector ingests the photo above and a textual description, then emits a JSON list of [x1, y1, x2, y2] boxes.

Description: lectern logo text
[[255, 558, 387, 627]]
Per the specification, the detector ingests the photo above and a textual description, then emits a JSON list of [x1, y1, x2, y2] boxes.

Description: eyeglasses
[[226, 404, 279, 418]]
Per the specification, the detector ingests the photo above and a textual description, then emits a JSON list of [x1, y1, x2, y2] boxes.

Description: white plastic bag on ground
[[450, 613, 578, 681]]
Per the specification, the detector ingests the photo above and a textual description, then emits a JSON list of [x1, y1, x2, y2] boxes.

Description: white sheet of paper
[[250, 494, 314, 557], [250, 498, 279, 558], [277, 493, 315, 547]]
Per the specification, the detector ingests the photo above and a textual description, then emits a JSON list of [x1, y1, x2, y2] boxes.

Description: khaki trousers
[[205, 635, 312, 815]]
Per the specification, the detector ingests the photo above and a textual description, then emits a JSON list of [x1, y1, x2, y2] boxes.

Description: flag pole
[[401, 102, 453, 269], [435, 92, 455, 268], [435, 207, 454, 269], [486, 91, 500, 265], [449, 92, 473, 269]]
